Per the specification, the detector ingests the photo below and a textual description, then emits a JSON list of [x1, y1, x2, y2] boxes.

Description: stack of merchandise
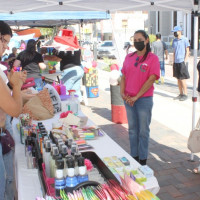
[[36, 179, 160, 200], [82, 62, 99, 98], [48, 61, 57, 74]]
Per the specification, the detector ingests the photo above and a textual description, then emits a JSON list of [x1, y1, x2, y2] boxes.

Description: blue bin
[[86, 86, 99, 98]]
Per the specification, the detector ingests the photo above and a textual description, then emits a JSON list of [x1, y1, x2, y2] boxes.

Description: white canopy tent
[[0, 0, 196, 13], [0, 0, 199, 160]]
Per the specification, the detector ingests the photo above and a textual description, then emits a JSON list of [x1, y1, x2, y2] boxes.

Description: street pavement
[[80, 58, 200, 200]]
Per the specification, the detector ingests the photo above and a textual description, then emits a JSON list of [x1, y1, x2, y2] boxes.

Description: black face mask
[[134, 41, 145, 51], [174, 32, 178, 37]]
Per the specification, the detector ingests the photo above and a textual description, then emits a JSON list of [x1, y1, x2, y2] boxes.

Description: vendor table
[[41, 71, 62, 83], [13, 111, 160, 200]]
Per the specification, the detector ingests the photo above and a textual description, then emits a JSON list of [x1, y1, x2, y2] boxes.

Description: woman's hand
[[126, 96, 138, 106], [21, 89, 36, 103], [8, 71, 27, 88]]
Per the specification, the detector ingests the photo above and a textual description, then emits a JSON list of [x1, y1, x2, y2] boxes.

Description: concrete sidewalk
[[81, 69, 200, 200]]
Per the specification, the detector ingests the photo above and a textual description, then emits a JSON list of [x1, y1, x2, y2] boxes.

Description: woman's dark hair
[[0, 21, 12, 37], [20, 39, 36, 62], [130, 30, 151, 63]]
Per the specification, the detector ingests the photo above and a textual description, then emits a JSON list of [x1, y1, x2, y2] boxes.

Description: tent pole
[[190, 12, 198, 161], [109, 13, 123, 67]]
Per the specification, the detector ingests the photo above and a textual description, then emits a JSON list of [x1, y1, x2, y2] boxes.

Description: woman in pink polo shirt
[[120, 30, 160, 165]]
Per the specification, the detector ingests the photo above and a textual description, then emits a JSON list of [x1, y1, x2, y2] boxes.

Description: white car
[[97, 41, 116, 59]]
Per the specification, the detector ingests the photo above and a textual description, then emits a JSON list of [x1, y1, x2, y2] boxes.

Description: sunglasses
[[134, 57, 139, 67]]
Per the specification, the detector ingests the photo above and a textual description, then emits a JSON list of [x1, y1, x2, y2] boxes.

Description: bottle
[[48, 143, 56, 172], [67, 90, 79, 115], [54, 154, 63, 178], [42, 137, 49, 161], [55, 159, 65, 197], [32, 149, 36, 168], [44, 140, 51, 177], [77, 157, 88, 183], [50, 147, 59, 178], [58, 142, 65, 153], [27, 146, 33, 169], [61, 145, 68, 177], [74, 152, 82, 175], [65, 158, 79, 188], [60, 81, 66, 96], [25, 136, 32, 157]]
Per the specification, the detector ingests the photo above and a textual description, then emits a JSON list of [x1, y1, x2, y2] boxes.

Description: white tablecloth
[[13, 111, 160, 199]]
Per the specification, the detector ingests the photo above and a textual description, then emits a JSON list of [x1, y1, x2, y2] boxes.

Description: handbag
[[0, 129, 15, 155], [187, 118, 200, 153]]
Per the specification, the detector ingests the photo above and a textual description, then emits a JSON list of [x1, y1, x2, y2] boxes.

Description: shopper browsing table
[[120, 30, 160, 165], [13, 39, 46, 87], [0, 20, 27, 200]]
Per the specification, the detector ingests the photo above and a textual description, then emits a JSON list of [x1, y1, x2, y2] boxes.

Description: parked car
[[97, 41, 116, 59]]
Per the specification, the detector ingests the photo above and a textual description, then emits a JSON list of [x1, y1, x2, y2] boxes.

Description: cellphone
[[119, 157, 130, 166]]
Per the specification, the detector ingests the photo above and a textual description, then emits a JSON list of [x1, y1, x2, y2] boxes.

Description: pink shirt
[[121, 52, 160, 97]]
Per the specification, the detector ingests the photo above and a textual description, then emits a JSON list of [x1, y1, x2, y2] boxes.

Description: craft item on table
[[66, 90, 79, 115], [78, 116, 88, 128], [22, 88, 54, 120], [75, 139, 86, 145], [138, 165, 154, 178], [48, 61, 57, 74], [52, 122, 62, 129], [78, 131, 95, 140], [44, 84, 62, 113], [52, 81, 60, 95], [59, 81, 66, 95], [121, 173, 145, 198], [59, 113, 80, 126], [84, 158, 93, 171], [78, 144, 93, 151], [103, 156, 125, 168], [19, 113, 32, 126], [60, 111, 73, 119], [130, 170, 147, 185], [119, 156, 130, 166]]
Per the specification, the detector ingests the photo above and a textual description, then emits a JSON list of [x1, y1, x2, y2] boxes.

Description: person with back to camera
[[172, 26, 190, 101], [120, 30, 160, 165], [0, 20, 27, 200], [13, 39, 46, 87], [44, 28, 84, 102]]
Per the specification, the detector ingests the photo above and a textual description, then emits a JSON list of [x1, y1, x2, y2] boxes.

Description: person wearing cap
[[172, 25, 190, 101]]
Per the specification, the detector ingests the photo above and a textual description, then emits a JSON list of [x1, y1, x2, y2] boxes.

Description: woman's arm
[[127, 74, 157, 106], [0, 75, 23, 117], [120, 74, 127, 100]]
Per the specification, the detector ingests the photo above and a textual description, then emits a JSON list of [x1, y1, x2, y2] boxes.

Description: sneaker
[[179, 94, 188, 101], [173, 94, 182, 100], [161, 77, 164, 84], [155, 80, 159, 84]]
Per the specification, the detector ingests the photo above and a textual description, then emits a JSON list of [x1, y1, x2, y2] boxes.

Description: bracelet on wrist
[[7, 82, 13, 90]]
